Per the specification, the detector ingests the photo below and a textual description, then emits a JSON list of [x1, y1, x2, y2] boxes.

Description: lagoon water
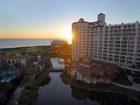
[[0, 39, 53, 49], [6, 58, 139, 105], [36, 59, 139, 105], [51, 58, 65, 69], [37, 59, 96, 105], [36, 73, 99, 105], [36, 72, 139, 105]]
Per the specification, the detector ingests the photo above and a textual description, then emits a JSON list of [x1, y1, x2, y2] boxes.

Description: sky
[[0, 0, 140, 41]]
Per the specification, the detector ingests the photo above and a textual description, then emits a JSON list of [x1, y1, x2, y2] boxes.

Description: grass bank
[[61, 71, 140, 103], [19, 70, 50, 105], [0, 46, 51, 56]]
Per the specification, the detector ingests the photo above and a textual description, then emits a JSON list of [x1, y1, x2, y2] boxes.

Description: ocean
[[0, 39, 53, 49]]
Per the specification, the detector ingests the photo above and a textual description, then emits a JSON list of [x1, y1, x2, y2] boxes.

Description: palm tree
[[14, 63, 21, 69]]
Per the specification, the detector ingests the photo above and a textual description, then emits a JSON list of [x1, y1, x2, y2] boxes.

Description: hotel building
[[72, 13, 140, 73]]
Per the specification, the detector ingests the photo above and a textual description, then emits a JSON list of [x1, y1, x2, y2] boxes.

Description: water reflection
[[36, 73, 99, 105], [36, 72, 139, 105], [51, 58, 65, 69], [71, 86, 139, 105]]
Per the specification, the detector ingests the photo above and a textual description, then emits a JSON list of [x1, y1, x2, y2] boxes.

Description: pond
[[36, 72, 99, 105], [36, 72, 139, 105], [6, 58, 140, 105], [51, 58, 65, 69]]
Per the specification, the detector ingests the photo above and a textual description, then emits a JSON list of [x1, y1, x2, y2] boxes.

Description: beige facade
[[70, 70, 111, 84], [5, 59, 26, 65], [0, 55, 33, 66], [69, 60, 119, 84], [72, 13, 140, 72]]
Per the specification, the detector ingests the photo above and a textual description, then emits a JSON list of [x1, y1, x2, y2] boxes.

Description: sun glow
[[0, 24, 73, 43], [59, 26, 72, 44], [65, 29, 72, 44]]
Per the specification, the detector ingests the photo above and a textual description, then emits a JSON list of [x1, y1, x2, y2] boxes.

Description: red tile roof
[[73, 60, 120, 78]]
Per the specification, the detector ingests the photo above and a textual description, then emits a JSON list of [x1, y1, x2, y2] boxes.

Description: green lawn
[[19, 70, 50, 105], [113, 73, 133, 86], [61, 72, 139, 102], [0, 46, 50, 56], [74, 79, 139, 101], [133, 77, 140, 84]]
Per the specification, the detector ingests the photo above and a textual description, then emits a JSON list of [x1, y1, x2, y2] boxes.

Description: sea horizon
[[0, 39, 65, 49]]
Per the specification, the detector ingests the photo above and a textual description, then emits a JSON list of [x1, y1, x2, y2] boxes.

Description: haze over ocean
[[0, 39, 53, 49]]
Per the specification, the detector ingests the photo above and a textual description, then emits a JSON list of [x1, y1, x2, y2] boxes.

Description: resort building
[[70, 59, 120, 84], [72, 13, 140, 73], [0, 55, 34, 67]]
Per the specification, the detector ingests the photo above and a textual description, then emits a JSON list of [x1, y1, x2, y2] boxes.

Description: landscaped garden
[[113, 72, 133, 86]]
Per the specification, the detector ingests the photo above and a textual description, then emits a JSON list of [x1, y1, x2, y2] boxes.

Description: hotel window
[[99, 56, 102, 59], [12, 60, 15, 64], [109, 58, 113, 61], [8, 61, 11, 64], [103, 57, 107, 60], [120, 60, 125, 63]]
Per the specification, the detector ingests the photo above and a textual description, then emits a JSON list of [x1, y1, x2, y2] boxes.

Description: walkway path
[[111, 82, 140, 92], [6, 87, 23, 105], [127, 75, 140, 92]]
